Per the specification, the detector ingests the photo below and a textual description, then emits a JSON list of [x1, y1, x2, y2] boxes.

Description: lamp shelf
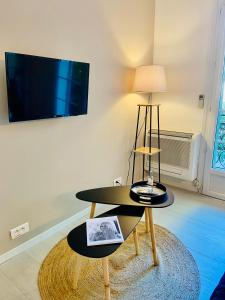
[[133, 147, 161, 156], [137, 104, 160, 107]]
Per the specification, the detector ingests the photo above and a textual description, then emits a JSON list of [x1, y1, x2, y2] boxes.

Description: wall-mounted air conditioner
[[145, 130, 201, 181]]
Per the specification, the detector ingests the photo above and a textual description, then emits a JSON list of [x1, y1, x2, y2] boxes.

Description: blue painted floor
[[153, 187, 225, 300]]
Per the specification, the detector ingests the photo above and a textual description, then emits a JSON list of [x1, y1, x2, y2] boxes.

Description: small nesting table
[[67, 185, 174, 300]]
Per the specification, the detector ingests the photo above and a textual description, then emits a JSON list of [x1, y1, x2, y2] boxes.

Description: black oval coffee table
[[67, 204, 145, 300], [67, 205, 145, 259], [76, 185, 174, 208], [67, 185, 174, 300], [76, 185, 174, 264]]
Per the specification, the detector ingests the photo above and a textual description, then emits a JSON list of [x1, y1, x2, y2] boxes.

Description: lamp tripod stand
[[131, 104, 161, 184]]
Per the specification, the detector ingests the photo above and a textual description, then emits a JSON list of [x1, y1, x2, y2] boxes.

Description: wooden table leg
[[102, 257, 111, 300], [133, 227, 140, 255], [145, 208, 150, 232], [148, 208, 159, 266], [89, 202, 96, 218], [73, 254, 83, 289]]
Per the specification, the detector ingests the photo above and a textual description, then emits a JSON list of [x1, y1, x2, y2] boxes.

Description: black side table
[[67, 185, 174, 299], [76, 185, 174, 266], [67, 205, 144, 300]]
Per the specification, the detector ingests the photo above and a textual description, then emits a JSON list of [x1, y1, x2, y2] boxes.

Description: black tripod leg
[[132, 106, 141, 184], [157, 106, 161, 182], [149, 106, 152, 173], [142, 106, 148, 180]]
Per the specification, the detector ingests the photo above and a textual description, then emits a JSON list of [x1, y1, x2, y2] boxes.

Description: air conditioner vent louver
[[151, 137, 191, 169], [145, 131, 201, 181]]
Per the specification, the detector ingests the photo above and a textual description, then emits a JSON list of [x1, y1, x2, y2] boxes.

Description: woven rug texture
[[38, 222, 200, 300]]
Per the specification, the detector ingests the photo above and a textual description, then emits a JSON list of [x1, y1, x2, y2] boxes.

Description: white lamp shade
[[133, 65, 167, 93]]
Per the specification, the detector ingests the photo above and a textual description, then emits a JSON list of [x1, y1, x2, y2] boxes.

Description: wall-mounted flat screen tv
[[5, 52, 90, 122]]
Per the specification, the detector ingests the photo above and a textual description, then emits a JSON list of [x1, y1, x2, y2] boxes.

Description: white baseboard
[[0, 204, 108, 265], [160, 174, 198, 192]]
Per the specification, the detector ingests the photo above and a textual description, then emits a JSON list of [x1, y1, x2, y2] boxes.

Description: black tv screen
[[5, 52, 89, 122]]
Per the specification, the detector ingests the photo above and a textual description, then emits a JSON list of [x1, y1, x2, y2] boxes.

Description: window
[[212, 57, 225, 169]]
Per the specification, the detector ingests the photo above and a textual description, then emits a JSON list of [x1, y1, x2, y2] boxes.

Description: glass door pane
[[212, 58, 225, 170]]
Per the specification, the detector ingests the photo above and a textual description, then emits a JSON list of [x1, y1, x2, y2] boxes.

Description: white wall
[[153, 0, 217, 133], [0, 0, 155, 255]]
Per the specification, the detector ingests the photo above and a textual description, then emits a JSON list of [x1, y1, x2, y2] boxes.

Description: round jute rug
[[38, 222, 200, 300]]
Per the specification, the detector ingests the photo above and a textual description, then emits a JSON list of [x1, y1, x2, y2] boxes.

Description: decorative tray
[[130, 180, 168, 204]]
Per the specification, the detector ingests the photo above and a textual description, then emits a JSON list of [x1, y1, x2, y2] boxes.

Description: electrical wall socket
[[113, 177, 122, 186], [10, 222, 30, 240]]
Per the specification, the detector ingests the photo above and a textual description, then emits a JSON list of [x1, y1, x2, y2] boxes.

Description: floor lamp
[[131, 65, 167, 184]]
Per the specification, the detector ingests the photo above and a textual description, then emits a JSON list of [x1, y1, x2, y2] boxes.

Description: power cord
[[192, 178, 202, 193]]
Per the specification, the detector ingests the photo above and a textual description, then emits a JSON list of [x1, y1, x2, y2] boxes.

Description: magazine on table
[[86, 216, 124, 246]]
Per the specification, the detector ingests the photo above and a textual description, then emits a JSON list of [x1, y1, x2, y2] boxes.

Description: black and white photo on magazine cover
[[86, 216, 124, 246]]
